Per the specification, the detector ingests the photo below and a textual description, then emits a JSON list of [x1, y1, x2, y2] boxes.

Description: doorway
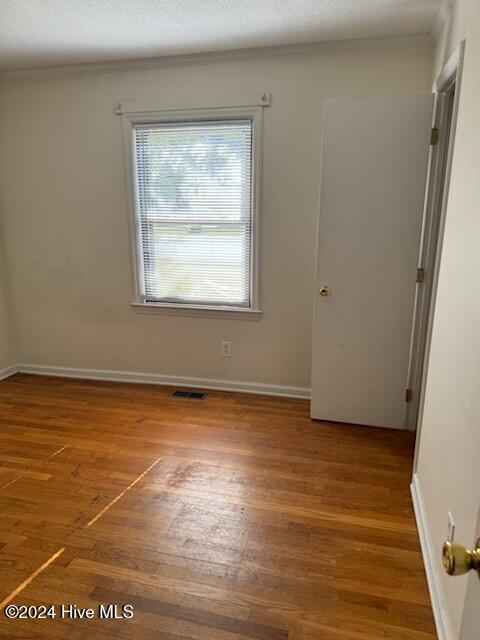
[[407, 43, 465, 435], [310, 45, 465, 431]]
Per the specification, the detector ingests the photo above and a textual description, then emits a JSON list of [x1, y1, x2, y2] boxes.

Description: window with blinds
[[133, 119, 254, 309]]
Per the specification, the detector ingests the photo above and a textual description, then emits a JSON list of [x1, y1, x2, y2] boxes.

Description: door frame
[[409, 43, 465, 453]]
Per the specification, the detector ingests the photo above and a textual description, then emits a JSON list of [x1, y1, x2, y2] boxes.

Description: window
[[129, 112, 261, 314]]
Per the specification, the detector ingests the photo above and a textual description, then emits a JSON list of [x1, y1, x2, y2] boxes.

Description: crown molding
[[0, 34, 433, 83], [431, 0, 456, 42]]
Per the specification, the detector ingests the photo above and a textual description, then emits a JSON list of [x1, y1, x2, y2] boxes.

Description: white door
[[311, 96, 433, 428], [459, 509, 480, 639]]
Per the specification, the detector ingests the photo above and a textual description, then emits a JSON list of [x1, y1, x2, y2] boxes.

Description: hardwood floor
[[0, 374, 436, 639]]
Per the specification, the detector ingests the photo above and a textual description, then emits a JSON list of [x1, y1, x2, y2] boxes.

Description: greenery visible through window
[[134, 120, 253, 308]]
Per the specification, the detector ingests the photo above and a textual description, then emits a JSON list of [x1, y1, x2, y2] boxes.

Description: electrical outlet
[[447, 512, 455, 541], [221, 341, 232, 358]]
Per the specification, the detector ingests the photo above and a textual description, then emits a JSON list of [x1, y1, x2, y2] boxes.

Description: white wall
[[0, 216, 15, 371], [0, 246, 14, 371], [0, 43, 432, 390], [432, 0, 467, 80], [415, 0, 480, 637]]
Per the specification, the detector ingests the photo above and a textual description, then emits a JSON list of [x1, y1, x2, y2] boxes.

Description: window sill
[[131, 302, 263, 320]]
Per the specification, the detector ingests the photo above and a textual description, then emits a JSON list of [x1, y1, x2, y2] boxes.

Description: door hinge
[[405, 388, 413, 403], [431, 128, 439, 146], [417, 267, 425, 283]]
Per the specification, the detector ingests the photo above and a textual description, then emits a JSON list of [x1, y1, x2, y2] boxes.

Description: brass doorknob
[[442, 539, 480, 577], [319, 285, 330, 297]]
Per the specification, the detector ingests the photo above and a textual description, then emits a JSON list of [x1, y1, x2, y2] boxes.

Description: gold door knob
[[319, 285, 330, 297], [442, 539, 480, 577]]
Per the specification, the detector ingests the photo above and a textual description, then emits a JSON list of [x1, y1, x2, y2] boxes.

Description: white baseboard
[[16, 363, 311, 399], [411, 473, 453, 640], [0, 364, 18, 381]]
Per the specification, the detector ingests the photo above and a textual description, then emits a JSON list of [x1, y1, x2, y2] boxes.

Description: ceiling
[[0, 0, 443, 71]]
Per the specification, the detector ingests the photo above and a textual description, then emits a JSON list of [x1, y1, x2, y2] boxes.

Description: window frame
[[122, 105, 263, 319]]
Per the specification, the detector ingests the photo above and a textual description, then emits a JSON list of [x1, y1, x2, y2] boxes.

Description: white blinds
[[134, 120, 253, 307]]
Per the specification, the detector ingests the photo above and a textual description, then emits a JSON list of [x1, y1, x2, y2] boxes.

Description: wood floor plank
[[0, 374, 436, 639]]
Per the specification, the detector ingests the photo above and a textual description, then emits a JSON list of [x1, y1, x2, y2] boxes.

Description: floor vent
[[170, 390, 207, 400]]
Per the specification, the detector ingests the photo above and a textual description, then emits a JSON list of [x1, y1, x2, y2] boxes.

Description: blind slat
[[134, 120, 253, 307]]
